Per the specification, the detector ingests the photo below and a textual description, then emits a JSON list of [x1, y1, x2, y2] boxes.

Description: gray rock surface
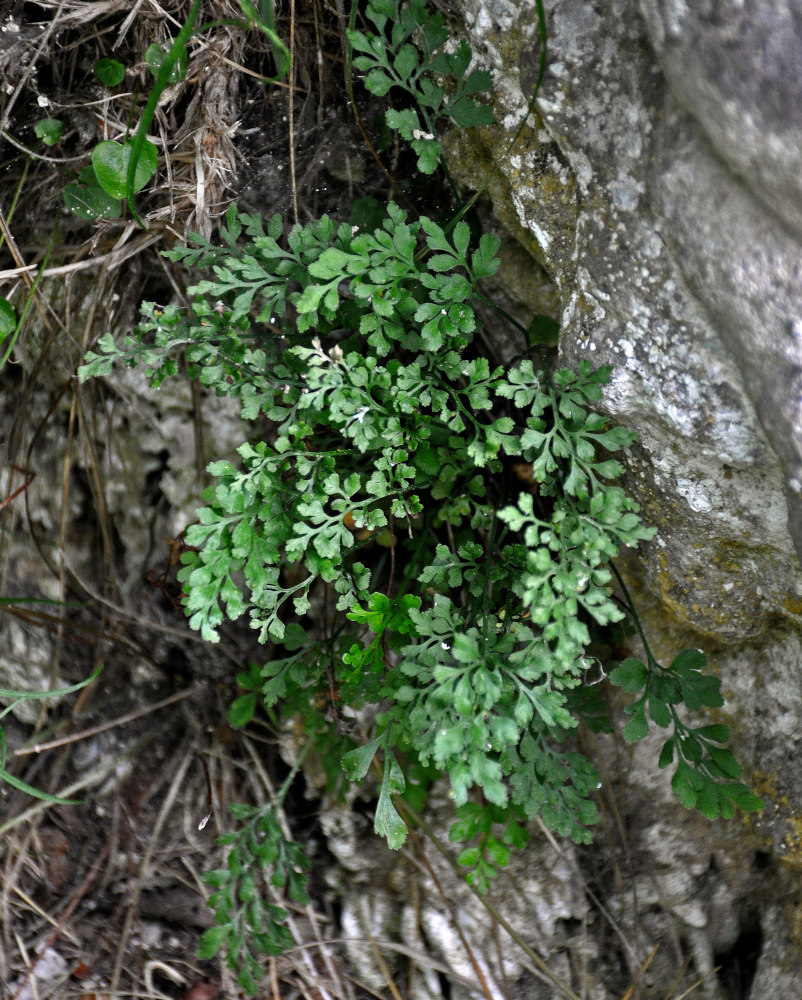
[[453, 0, 802, 641], [437, 0, 802, 994]]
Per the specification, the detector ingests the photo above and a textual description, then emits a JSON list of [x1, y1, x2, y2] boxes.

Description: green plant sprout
[[78, 0, 762, 988], [63, 0, 289, 225], [198, 740, 312, 993], [0, 249, 51, 371], [348, 0, 493, 176], [609, 568, 764, 819], [0, 665, 102, 804], [34, 118, 63, 146]]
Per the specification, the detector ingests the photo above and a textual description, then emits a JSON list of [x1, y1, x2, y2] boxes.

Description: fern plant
[[79, 0, 761, 987]]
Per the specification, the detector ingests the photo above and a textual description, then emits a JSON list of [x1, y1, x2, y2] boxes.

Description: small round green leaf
[[456, 846, 480, 867], [228, 693, 256, 728], [145, 42, 188, 83], [0, 297, 17, 344], [34, 118, 63, 146], [94, 58, 126, 86], [91, 139, 158, 199], [610, 657, 648, 693]]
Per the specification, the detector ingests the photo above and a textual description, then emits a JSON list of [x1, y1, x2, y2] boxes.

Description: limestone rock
[[446, 0, 802, 993], [452, 0, 802, 642]]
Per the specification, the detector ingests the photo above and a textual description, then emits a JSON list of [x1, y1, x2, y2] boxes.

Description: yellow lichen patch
[[785, 894, 802, 950], [782, 593, 802, 621], [751, 770, 782, 805], [783, 813, 802, 866], [747, 770, 802, 868]]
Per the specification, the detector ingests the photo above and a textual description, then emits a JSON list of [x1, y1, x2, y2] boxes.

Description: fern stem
[[609, 562, 659, 669]]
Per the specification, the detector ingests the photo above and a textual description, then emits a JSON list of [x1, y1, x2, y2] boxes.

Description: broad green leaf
[[447, 98, 493, 129], [385, 106, 419, 138], [341, 734, 383, 781], [63, 175, 122, 221], [696, 723, 731, 743], [229, 693, 256, 728], [452, 632, 479, 663], [647, 695, 672, 728], [197, 924, 228, 959], [658, 737, 675, 769], [412, 137, 441, 174], [375, 752, 407, 849], [671, 763, 699, 810], [365, 68, 395, 96], [92, 139, 158, 199], [393, 43, 418, 80], [670, 648, 707, 673], [281, 622, 308, 651], [485, 834, 511, 867], [724, 784, 764, 813], [707, 745, 743, 779], [623, 703, 649, 742]]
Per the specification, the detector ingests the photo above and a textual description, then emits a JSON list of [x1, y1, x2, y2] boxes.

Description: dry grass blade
[[0, 734, 159, 837], [27, 0, 128, 22], [8, 885, 81, 947], [366, 931, 404, 1000], [668, 967, 722, 1000], [620, 943, 659, 1000], [13, 685, 195, 757]]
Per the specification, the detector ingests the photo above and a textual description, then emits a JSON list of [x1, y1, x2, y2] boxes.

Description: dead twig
[[14, 685, 196, 757]]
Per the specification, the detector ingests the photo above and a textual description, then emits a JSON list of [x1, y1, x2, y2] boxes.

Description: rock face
[[452, 0, 802, 642], [423, 0, 802, 995]]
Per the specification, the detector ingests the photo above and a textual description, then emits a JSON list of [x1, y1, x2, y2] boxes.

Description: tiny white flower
[[347, 406, 370, 426], [412, 128, 435, 141]]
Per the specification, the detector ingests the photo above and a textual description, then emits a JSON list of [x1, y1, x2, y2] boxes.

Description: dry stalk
[[109, 746, 194, 994]]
